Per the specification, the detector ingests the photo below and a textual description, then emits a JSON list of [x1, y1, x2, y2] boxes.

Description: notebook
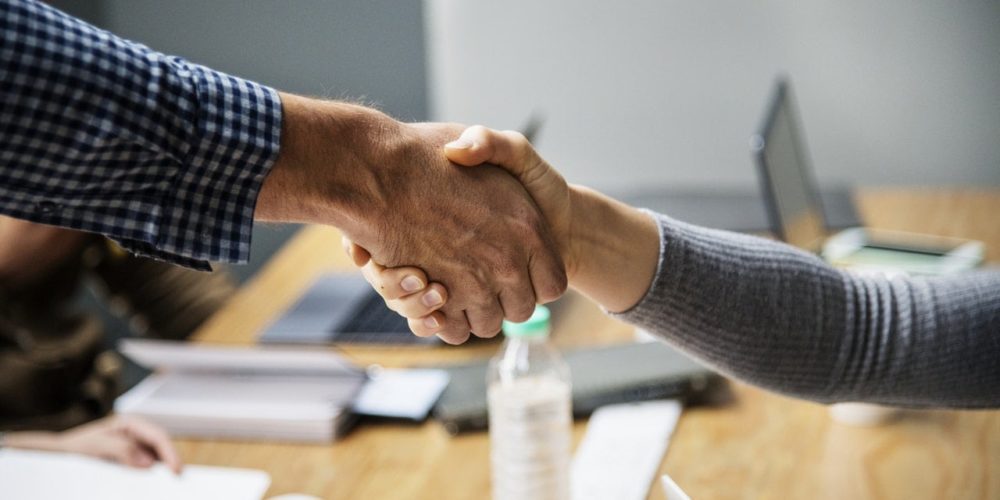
[[116, 340, 448, 442]]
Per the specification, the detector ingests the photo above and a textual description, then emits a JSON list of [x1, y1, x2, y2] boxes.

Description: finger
[[431, 306, 473, 344], [444, 126, 540, 181], [94, 434, 154, 468], [406, 310, 447, 337], [341, 236, 371, 267], [438, 329, 471, 345], [498, 280, 536, 323], [465, 300, 504, 338], [360, 262, 429, 301], [528, 241, 568, 304], [389, 282, 447, 318], [125, 443, 157, 469], [121, 417, 183, 474]]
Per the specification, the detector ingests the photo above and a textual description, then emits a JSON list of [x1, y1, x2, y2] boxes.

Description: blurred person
[[0, 0, 566, 345], [1, 414, 183, 473], [349, 126, 1000, 409], [0, 215, 234, 431]]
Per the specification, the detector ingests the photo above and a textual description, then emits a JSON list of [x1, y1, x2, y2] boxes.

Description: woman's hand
[[342, 237, 453, 341], [4, 415, 183, 474]]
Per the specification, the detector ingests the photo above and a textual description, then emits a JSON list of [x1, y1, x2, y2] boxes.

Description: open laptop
[[751, 79, 983, 274], [259, 273, 436, 345]]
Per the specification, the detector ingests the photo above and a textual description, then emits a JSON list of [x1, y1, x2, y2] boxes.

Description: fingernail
[[422, 289, 443, 307], [423, 316, 439, 329], [401, 275, 423, 292], [446, 139, 475, 149]]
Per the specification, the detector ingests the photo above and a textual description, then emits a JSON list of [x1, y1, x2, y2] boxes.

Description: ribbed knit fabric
[[614, 212, 1000, 409]]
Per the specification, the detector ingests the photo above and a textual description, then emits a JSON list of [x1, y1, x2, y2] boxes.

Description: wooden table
[[178, 188, 1000, 500]]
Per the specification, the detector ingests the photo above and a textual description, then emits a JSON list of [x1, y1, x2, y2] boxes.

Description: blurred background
[[48, 0, 1000, 283]]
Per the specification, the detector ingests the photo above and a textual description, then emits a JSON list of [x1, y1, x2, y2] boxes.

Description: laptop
[[258, 273, 436, 345], [751, 78, 983, 275]]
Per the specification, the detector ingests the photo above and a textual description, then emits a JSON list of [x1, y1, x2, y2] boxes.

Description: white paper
[[352, 368, 450, 420], [0, 449, 270, 500], [571, 400, 682, 500]]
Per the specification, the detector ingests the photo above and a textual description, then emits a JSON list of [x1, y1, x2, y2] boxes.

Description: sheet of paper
[[571, 400, 682, 500], [0, 449, 270, 500], [352, 368, 450, 420]]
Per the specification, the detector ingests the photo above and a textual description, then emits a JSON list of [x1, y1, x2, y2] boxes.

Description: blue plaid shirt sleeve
[[0, 0, 283, 270]]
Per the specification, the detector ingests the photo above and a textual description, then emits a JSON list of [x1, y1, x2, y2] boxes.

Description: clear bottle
[[488, 305, 572, 500]]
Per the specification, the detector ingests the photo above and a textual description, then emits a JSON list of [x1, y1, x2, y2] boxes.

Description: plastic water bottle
[[488, 305, 572, 500]]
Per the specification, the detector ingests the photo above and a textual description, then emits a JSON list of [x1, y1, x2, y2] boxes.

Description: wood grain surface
[[177, 188, 1000, 500]]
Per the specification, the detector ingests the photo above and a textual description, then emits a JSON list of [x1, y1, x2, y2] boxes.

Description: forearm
[[256, 93, 395, 228], [613, 213, 1000, 408], [566, 185, 660, 312], [3, 431, 60, 452]]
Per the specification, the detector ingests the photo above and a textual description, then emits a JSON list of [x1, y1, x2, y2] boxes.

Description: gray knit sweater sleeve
[[614, 212, 1000, 409]]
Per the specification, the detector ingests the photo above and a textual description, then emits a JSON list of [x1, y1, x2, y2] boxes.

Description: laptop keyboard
[[335, 292, 436, 344]]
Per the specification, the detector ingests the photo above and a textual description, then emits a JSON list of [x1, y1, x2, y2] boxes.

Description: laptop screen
[[753, 80, 826, 251]]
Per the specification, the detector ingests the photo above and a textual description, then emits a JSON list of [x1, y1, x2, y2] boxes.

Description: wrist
[[257, 93, 401, 229], [566, 185, 660, 312], [3, 431, 61, 452]]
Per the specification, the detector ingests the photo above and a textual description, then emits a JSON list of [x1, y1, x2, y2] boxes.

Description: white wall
[[425, 1, 1000, 192]]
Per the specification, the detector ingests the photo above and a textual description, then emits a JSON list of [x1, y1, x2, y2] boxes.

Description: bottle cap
[[502, 305, 551, 338]]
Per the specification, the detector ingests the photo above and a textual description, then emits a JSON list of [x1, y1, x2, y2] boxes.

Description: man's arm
[[0, 1, 566, 341], [1, 0, 280, 269]]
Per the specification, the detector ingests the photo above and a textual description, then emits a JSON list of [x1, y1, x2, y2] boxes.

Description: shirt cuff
[[117, 69, 283, 269]]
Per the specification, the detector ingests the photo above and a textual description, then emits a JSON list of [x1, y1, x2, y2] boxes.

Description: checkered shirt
[[1, 0, 283, 270]]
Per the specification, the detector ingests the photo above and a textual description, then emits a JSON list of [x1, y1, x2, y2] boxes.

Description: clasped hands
[[259, 94, 658, 344], [343, 125, 578, 344], [341, 122, 660, 345]]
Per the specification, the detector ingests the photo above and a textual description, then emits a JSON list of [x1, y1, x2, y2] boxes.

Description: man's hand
[[257, 95, 566, 343]]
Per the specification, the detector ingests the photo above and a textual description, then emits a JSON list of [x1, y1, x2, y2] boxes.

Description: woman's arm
[[358, 125, 1000, 408]]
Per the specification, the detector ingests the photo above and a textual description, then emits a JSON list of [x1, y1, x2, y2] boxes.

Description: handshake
[[258, 94, 661, 344]]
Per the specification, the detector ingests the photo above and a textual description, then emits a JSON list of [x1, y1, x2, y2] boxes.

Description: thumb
[[444, 125, 564, 207], [443, 125, 538, 181], [443, 125, 495, 168], [341, 236, 371, 267]]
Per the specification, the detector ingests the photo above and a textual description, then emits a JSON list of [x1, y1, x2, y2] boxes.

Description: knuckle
[[536, 272, 568, 303], [492, 254, 522, 281], [468, 124, 489, 137], [507, 302, 535, 322], [502, 130, 528, 146]]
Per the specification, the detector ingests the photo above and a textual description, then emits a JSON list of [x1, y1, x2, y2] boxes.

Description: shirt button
[[37, 201, 59, 214]]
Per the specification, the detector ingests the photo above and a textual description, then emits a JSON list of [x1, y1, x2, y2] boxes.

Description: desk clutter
[[115, 338, 725, 443]]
